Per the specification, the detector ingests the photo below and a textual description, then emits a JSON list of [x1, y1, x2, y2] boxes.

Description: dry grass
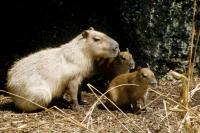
[[0, 1, 199, 133], [0, 75, 200, 133]]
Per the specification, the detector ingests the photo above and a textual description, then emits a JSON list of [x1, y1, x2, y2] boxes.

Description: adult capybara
[[7, 27, 119, 112], [103, 67, 157, 111]]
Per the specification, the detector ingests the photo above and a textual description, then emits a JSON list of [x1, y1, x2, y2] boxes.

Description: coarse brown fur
[[7, 27, 119, 112], [77, 50, 135, 103], [95, 50, 135, 81], [103, 67, 157, 111]]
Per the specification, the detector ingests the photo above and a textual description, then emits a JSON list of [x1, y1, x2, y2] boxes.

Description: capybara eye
[[93, 36, 101, 42], [122, 57, 126, 60], [142, 73, 147, 78], [121, 56, 126, 60]]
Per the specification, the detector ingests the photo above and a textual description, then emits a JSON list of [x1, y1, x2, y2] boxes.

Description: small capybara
[[79, 49, 135, 96], [78, 49, 135, 103], [95, 49, 135, 81], [7, 27, 119, 112], [102, 67, 157, 111]]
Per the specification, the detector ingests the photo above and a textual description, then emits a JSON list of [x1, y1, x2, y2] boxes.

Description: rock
[[120, 0, 199, 76]]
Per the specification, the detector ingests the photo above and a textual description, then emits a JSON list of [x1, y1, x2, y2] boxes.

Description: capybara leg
[[137, 98, 144, 108], [137, 97, 147, 112], [14, 97, 47, 112], [69, 82, 80, 110], [131, 100, 140, 112], [143, 91, 148, 107], [78, 88, 88, 105], [13, 87, 52, 112]]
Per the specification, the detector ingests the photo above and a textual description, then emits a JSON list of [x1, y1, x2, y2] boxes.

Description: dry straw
[[166, 0, 199, 132], [85, 83, 145, 133], [0, 90, 94, 133]]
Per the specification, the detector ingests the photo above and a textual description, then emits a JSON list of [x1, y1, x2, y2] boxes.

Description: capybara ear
[[88, 27, 94, 30], [137, 66, 142, 70], [126, 48, 129, 52], [81, 30, 89, 38]]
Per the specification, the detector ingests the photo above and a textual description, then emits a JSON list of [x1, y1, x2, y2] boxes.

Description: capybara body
[[7, 28, 119, 112], [80, 50, 135, 95], [104, 68, 157, 110], [95, 50, 135, 81]]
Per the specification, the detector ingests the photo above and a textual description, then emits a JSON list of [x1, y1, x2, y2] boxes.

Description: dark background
[[1, 0, 129, 89], [1, 0, 199, 89]]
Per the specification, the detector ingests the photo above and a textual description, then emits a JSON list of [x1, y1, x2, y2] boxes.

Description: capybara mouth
[[112, 48, 119, 56], [150, 83, 157, 87], [129, 67, 135, 72], [129, 63, 135, 71]]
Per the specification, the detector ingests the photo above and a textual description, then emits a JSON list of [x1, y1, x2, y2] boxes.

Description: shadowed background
[[1, 0, 200, 89]]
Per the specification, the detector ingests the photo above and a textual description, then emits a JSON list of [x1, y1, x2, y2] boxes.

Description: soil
[[0, 76, 199, 133]]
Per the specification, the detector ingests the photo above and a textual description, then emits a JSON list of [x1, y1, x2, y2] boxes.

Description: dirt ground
[[0, 76, 200, 133]]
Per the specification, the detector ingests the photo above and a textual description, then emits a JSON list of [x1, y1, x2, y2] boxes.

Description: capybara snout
[[111, 40, 119, 54], [119, 51, 135, 71], [105, 39, 119, 58], [128, 57, 135, 70], [84, 29, 119, 58], [150, 79, 157, 87], [138, 68, 157, 86]]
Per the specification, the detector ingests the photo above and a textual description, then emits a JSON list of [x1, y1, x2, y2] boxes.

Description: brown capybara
[[7, 27, 119, 112], [78, 49, 135, 102], [102, 67, 157, 111], [95, 48, 135, 81]]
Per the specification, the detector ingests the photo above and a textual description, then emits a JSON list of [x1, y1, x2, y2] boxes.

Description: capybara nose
[[113, 40, 119, 49], [114, 46, 119, 51], [129, 61, 135, 70], [112, 41, 119, 56], [150, 80, 157, 87], [113, 44, 119, 51]]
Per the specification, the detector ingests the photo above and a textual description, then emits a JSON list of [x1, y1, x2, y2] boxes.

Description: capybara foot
[[79, 99, 89, 105], [71, 104, 80, 111]]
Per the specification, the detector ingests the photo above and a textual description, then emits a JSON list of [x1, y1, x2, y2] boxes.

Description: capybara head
[[129, 67, 157, 87], [81, 27, 119, 58], [138, 68, 157, 87], [118, 51, 135, 70]]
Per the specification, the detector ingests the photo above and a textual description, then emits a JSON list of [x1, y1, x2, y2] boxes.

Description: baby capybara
[[102, 67, 157, 112]]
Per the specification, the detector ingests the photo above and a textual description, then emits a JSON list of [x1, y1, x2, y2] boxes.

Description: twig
[[149, 88, 200, 119], [0, 90, 94, 133], [149, 88, 187, 110], [163, 100, 171, 133], [86, 83, 145, 133], [190, 83, 200, 98], [82, 83, 139, 124], [87, 84, 132, 133], [0, 90, 47, 111], [177, 111, 190, 133]]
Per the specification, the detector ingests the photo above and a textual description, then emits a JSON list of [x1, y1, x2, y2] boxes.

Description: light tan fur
[[7, 28, 119, 112], [105, 68, 157, 109]]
